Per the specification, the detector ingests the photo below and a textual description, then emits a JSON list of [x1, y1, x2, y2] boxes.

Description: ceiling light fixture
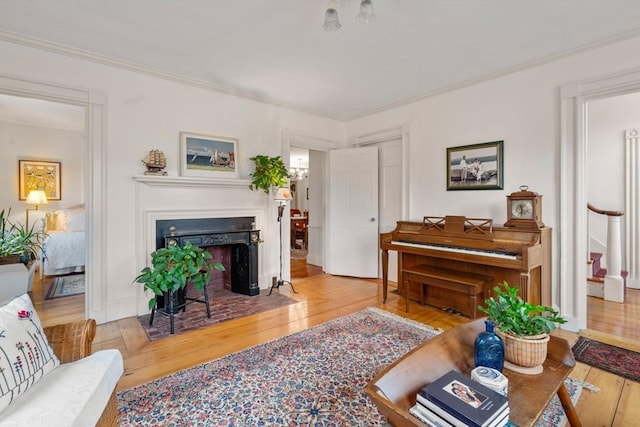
[[323, 0, 375, 31], [357, 0, 376, 23], [289, 158, 308, 180]]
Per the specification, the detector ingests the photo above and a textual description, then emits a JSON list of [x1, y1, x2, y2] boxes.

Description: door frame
[[281, 129, 339, 273], [559, 67, 640, 331], [0, 73, 108, 323]]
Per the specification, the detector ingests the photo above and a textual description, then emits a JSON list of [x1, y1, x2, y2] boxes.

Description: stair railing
[[587, 203, 625, 302]]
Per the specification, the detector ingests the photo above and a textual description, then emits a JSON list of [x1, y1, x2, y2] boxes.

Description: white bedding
[[43, 230, 85, 276]]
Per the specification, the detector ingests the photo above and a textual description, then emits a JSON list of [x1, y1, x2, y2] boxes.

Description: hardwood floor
[[33, 266, 639, 426]]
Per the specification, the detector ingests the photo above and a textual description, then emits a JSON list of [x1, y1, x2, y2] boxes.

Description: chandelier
[[289, 158, 308, 180], [323, 0, 376, 31]]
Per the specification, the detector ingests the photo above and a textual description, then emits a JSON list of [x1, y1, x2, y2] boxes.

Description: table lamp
[[25, 189, 48, 229]]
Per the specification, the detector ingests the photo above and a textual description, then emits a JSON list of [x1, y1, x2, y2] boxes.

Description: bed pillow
[[63, 207, 85, 232], [0, 294, 60, 412], [53, 210, 67, 231]]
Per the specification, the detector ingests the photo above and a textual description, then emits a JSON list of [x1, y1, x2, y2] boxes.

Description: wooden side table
[[365, 317, 581, 427]]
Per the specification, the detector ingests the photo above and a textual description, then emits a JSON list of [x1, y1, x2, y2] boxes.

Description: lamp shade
[[26, 189, 48, 206], [273, 187, 293, 201]]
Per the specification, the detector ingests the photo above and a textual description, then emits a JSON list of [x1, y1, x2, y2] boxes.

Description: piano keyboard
[[391, 240, 519, 260]]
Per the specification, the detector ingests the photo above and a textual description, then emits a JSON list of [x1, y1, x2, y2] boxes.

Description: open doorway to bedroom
[[0, 93, 86, 323]]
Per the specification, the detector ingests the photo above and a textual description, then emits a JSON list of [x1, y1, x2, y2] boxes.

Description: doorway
[[559, 68, 640, 333], [0, 93, 85, 316], [0, 73, 107, 323]]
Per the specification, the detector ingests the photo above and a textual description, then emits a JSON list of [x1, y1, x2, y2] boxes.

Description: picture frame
[[18, 160, 62, 200], [446, 141, 504, 191], [179, 132, 238, 178]]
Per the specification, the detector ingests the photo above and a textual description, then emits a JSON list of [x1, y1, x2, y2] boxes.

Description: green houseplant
[[0, 208, 47, 264], [249, 155, 290, 194], [479, 281, 566, 337], [478, 281, 567, 369], [134, 241, 225, 310]]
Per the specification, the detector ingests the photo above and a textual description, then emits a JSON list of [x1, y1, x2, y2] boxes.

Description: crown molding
[[2, 27, 638, 123], [0, 30, 343, 121], [346, 28, 640, 121]]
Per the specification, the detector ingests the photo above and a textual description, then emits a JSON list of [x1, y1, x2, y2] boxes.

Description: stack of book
[[410, 370, 509, 427]]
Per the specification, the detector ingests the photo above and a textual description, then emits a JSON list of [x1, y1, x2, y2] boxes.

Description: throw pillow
[[0, 294, 60, 412], [63, 207, 85, 232]]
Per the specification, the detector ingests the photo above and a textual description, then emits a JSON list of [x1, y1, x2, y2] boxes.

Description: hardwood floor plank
[[614, 380, 640, 427], [577, 368, 625, 427]]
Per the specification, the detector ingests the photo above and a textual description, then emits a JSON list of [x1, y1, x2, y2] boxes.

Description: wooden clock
[[504, 185, 544, 229]]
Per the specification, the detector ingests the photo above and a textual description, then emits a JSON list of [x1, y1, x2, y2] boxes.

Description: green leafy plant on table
[[134, 241, 225, 310], [478, 281, 567, 337], [249, 155, 290, 194]]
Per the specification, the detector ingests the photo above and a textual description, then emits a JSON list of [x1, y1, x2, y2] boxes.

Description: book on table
[[409, 403, 454, 427], [416, 370, 509, 427]]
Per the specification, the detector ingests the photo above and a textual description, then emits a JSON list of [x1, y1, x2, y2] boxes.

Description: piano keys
[[380, 216, 551, 315]]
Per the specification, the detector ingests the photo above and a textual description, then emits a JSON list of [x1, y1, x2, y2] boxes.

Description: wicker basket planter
[[496, 329, 550, 368]]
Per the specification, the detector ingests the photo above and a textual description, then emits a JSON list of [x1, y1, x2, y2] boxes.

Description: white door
[[377, 139, 403, 282], [326, 146, 379, 277]]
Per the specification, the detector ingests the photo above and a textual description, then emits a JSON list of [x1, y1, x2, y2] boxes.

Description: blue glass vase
[[474, 320, 504, 372]]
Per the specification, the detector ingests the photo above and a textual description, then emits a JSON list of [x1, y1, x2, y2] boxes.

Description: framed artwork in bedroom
[[18, 159, 62, 200], [179, 132, 238, 178]]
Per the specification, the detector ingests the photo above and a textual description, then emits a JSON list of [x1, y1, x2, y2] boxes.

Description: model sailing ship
[[142, 149, 167, 175]]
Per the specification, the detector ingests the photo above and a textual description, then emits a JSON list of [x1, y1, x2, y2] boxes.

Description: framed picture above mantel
[[446, 141, 504, 191], [179, 132, 238, 179]]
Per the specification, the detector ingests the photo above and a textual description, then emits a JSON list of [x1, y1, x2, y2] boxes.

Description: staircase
[[587, 252, 628, 298]]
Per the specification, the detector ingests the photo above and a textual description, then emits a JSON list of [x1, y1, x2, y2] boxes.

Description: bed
[[40, 204, 85, 278]]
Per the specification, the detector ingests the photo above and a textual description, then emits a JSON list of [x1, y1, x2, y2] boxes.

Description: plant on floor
[[478, 281, 566, 337], [249, 155, 290, 194], [134, 241, 225, 310], [0, 208, 47, 264]]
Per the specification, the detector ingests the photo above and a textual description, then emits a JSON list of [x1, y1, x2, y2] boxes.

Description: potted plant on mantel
[[0, 208, 47, 265], [134, 241, 225, 312], [478, 281, 567, 373], [248, 155, 290, 194]]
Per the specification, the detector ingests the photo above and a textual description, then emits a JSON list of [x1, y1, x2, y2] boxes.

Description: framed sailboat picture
[[179, 132, 238, 178]]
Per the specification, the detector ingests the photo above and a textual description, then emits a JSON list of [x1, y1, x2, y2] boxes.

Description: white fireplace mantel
[[133, 175, 252, 188]]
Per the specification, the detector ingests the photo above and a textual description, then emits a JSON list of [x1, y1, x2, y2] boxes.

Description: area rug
[[45, 273, 85, 299], [118, 308, 588, 426], [572, 336, 640, 382], [138, 285, 298, 341]]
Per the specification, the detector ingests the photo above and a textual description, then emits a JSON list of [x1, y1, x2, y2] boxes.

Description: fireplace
[[156, 217, 260, 296]]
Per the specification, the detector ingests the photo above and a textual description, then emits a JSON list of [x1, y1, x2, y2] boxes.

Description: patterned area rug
[[138, 284, 297, 341], [118, 308, 588, 426], [45, 273, 85, 299], [572, 336, 640, 382]]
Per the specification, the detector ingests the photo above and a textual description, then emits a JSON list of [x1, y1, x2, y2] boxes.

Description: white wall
[[0, 40, 345, 322], [346, 36, 640, 307], [0, 121, 84, 225], [587, 92, 640, 269]]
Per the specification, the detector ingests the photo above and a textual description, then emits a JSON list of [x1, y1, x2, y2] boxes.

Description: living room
[[0, 1, 639, 425]]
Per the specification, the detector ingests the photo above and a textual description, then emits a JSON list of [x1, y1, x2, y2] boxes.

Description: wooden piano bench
[[402, 266, 492, 318]]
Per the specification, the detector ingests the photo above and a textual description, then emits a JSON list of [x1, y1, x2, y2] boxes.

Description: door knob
[[370, 217, 376, 222]]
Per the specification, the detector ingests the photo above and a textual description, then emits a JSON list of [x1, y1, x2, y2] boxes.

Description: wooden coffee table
[[365, 317, 581, 427]]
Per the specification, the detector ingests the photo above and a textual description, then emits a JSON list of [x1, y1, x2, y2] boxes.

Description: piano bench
[[402, 266, 492, 318]]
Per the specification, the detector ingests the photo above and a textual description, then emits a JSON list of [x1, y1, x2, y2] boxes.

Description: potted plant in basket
[[478, 281, 567, 371], [0, 208, 47, 265], [248, 155, 290, 194], [134, 241, 225, 312]]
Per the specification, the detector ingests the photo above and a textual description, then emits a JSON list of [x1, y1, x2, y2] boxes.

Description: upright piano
[[380, 216, 551, 315]]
